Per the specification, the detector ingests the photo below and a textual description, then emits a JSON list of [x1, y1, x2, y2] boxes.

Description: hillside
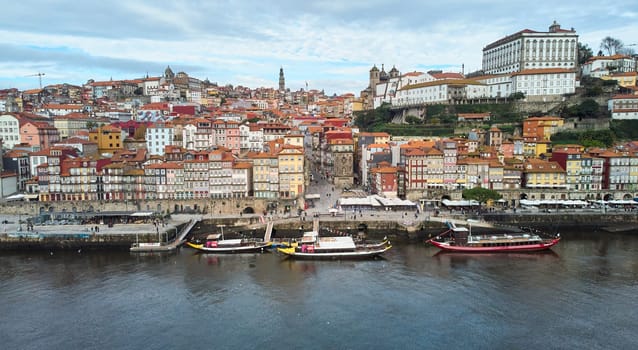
[[355, 77, 635, 142]]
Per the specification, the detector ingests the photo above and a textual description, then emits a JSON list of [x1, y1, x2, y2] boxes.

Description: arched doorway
[[242, 207, 255, 214]]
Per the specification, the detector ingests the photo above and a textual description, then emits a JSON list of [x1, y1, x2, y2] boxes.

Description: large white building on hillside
[[511, 68, 577, 99], [361, 21, 580, 109], [369, 68, 467, 108], [482, 21, 579, 75], [394, 79, 489, 106]]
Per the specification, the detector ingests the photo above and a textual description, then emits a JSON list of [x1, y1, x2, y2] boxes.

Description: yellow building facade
[[277, 145, 305, 199], [89, 125, 124, 155], [523, 159, 566, 189]]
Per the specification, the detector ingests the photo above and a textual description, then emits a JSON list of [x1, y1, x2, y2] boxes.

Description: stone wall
[[0, 197, 304, 217], [407, 188, 637, 204], [484, 212, 638, 228]]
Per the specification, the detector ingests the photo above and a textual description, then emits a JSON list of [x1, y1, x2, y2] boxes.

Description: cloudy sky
[[1, 1, 636, 95]]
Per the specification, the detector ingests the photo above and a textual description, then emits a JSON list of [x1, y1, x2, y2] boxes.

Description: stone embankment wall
[[0, 235, 143, 251], [0, 198, 296, 217], [483, 213, 638, 230], [3, 212, 636, 251]]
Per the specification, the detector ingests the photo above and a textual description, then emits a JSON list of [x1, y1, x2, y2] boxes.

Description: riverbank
[[0, 214, 196, 251], [1, 210, 636, 251]]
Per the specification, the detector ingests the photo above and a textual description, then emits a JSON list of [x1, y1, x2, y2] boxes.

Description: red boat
[[427, 222, 560, 253]]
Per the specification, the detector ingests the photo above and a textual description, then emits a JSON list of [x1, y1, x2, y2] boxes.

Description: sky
[[1, 1, 637, 95]]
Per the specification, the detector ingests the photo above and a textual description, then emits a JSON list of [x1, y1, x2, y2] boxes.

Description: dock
[[263, 221, 274, 242], [130, 218, 199, 252]]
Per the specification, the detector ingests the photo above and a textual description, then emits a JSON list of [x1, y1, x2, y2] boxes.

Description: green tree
[[579, 130, 614, 148], [584, 86, 603, 97], [353, 103, 393, 130], [578, 99, 600, 118], [509, 92, 526, 100], [462, 187, 502, 205], [578, 43, 594, 65], [405, 115, 421, 125]]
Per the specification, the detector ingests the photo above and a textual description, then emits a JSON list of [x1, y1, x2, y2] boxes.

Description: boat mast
[[219, 224, 226, 241], [467, 219, 479, 238]]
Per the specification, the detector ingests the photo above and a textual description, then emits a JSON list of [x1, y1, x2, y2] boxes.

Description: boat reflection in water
[[432, 249, 560, 260]]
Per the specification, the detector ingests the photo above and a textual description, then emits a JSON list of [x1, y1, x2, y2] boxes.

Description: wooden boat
[[186, 233, 271, 253], [355, 236, 390, 249], [426, 221, 560, 253], [277, 231, 391, 260]]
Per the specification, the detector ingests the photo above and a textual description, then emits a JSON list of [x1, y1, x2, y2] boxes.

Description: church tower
[[164, 65, 175, 82], [279, 67, 285, 92], [369, 65, 380, 90]]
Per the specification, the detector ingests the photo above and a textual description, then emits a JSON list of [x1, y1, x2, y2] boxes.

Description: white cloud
[[0, 1, 637, 94]]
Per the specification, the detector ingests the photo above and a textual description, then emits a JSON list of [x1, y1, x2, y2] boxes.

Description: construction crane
[[26, 72, 45, 89]]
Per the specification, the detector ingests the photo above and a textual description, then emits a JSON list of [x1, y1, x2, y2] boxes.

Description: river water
[[1, 232, 637, 350]]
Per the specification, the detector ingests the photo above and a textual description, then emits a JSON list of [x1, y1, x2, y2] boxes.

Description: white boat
[[277, 231, 391, 260]]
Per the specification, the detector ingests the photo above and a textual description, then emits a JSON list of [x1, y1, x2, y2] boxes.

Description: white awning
[[5, 194, 25, 201], [441, 199, 480, 207], [130, 211, 154, 217]]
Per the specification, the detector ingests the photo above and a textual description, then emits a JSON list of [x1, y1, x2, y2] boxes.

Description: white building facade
[[482, 21, 578, 75], [145, 123, 175, 155], [608, 94, 638, 120], [511, 68, 577, 99], [581, 55, 637, 78], [394, 80, 489, 106], [0, 114, 21, 149]]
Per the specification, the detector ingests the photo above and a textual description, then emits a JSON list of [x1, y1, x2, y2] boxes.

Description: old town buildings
[[1, 20, 638, 204]]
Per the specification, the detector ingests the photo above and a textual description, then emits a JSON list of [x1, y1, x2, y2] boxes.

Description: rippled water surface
[[1, 232, 637, 349]]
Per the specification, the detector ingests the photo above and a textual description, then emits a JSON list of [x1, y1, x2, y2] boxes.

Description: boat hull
[[276, 245, 391, 260], [428, 238, 560, 253], [186, 241, 271, 254], [130, 245, 176, 253]]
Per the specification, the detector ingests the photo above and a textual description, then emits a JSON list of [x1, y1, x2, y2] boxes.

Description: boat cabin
[[297, 231, 357, 253], [467, 234, 543, 247], [205, 234, 244, 248]]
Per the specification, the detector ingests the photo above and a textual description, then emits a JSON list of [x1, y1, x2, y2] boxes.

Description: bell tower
[[279, 67, 285, 92]]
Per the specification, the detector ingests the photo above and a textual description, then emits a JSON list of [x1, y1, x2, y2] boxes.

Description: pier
[[0, 214, 200, 251], [129, 218, 199, 252]]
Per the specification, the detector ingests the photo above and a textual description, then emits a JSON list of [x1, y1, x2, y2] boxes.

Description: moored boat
[[427, 222, 560, 253], [186, 233, 271, 253], [277, 231, 391, 260]]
